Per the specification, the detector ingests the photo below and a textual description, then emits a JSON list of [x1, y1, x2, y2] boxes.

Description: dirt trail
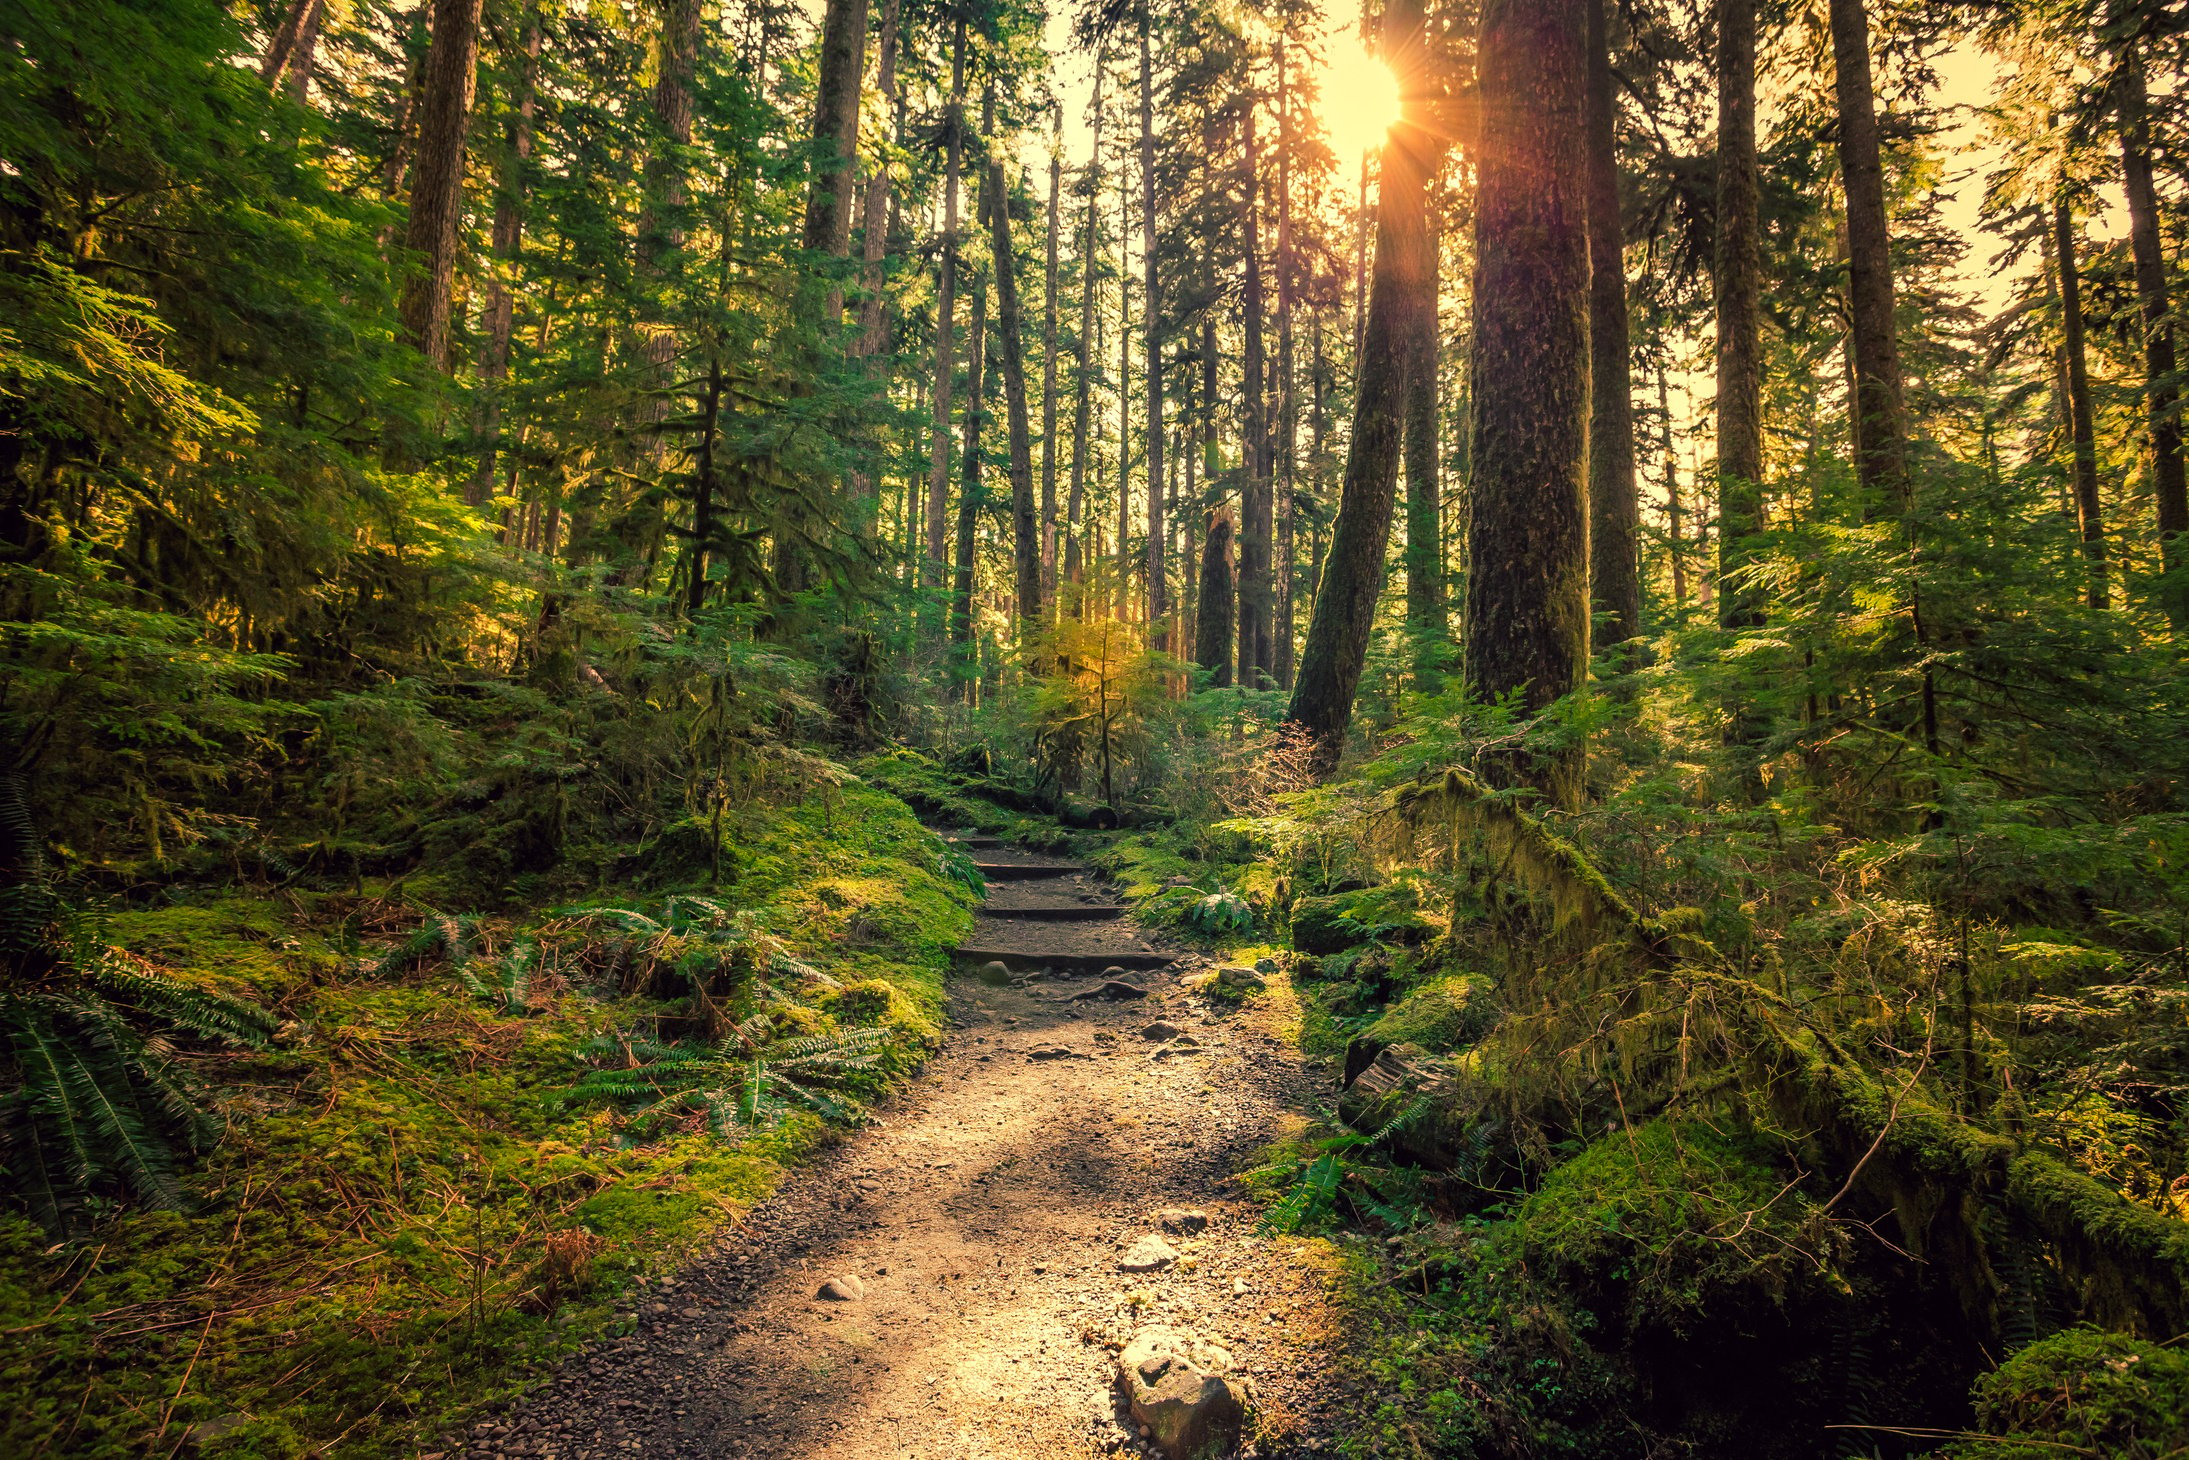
[[462, 842, 1357, 1460]]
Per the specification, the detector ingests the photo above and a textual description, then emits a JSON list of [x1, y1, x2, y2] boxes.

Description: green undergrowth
[[0, 778, 972, 1459], [859, 748, 1073, 851]]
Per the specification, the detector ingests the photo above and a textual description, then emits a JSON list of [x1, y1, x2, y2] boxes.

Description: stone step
[[952, 946, 1176, 974], [973, 861, 1080, 880], [980, 904, 1128, 922]]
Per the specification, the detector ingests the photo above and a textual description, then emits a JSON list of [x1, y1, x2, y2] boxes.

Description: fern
[[1, 899, 271, 1233], [570, 1016, 891, 1137], [362, 911, 475, 979]]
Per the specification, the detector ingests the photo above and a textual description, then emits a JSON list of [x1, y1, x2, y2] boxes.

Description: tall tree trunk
[[2055, 196, 2109, 610], [2118, 36, 2189, 631], [260, 0, 321, 89], [853, 0, 903, 357], [1138, 6, 1167, 636], [1067, 59, 1107, 590], [1195, 508, 1237, 686], [397, 0, 486, 365], [802, 0, 871, 300], [1041, 115, 1063, 610], [952, 276, 989, 679], [1117, 145, 1132, 602], [1714, 0, 1764, 632], [1353, 154, 1370, 363], [925, 17, 968, 587], [987, 137, 1042, 625], [1829, 0, 1909, 519], [1402, 192, 1444, 682], [1286, 0, 1441, 774], [1659, 364, 1687, 609], [1239, 103, 1272, 686], [377, 9, 431, 240], [1275, 38, 1299, 689], [1585, 0, 1641, 654], [1460, 0, 1591, 806], [468, 8, 542, 508]]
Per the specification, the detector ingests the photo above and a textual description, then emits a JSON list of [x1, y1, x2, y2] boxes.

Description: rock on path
[[454, 847, 1353, 1460]]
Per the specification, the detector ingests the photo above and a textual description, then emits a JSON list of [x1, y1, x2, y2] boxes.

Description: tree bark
[[1117, 146, 1132, 599], [468, 8, 542, 508], [1139, 7, 1166, 636], [1274, 39, 1300, 689], [1041, 115, 1063, 610], [1286, 0, 1442, 774], [1461, 0, 1591, 806], [2054, 196, 2109, 610], [1195, 508, 1237, 686], [397, 0, 486, 366], [1714, 0, 1764, 632], [1585, 0, 1640, 654], [1402, 192, 1444, 682], [1829, 0, 1910, 520], [1239, 102, 1272, 686], [1067, 58, 1107, 590], [853, 0, 903, 357], [952, 275, 989, 677], [803, 0, 871, 297], [260, 0, 321, 90], [987, 140, 1042, 625], [2118, 37, 2189, 631], [925, 17, 968, 587]]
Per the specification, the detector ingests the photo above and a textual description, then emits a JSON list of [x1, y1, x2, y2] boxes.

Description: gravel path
[[455, 848, 1357, 1460]]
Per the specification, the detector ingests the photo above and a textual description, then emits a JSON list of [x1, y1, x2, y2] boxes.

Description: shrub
[[1958, 1328, 2189, 1460]]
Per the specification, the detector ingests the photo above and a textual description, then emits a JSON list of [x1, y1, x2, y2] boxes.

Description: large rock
[[1117, 1327, 1245, 1460], [1119, 1234, 1178, 1271], [1342, 973, 1497, 1083], [1289, 893, 1367, 956]]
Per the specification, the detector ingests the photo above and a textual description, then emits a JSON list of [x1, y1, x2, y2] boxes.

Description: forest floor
[[458, 842, 1362, 1460]]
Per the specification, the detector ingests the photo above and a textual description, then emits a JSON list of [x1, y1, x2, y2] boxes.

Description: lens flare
[[1316, 41, 1403, 161]]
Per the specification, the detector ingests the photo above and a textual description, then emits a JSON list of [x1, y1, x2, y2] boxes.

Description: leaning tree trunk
[[987, 143, 1042, 625], [1285, 0, 1441, 775], [260, 0, 322, 90], [397, 0, 486, 366], [1139, 5, 1167, 636], [1239, 103, 1272, 686], [1195, 508, 1237, 686], [1585, 0, 1641, 655], [2054, 196, 2108, 610], [1714, 0, 1764, 633], [469, 8, 542, 508], [2118, 37, 2189, 632], [1460, 0, 1591, 807], [1829, 0, 1910, 520], [925, 17, 968, 588]]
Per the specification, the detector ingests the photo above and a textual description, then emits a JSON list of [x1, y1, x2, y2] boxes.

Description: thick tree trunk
[[260, 0, 321, 89], [397, 0, 486, 366], [853, 0, 903, 357], [1402, 197, 1443, 682], [1714, 0, 1764, 632], [1828, 0, 1910, 519], [1286, 0, 1441, 774], [1041, 118, 1063, 610], [1275, 39, 1299, 689], [925, 18, 968, 587], [2118, 39, 2189, 631], [1239, 104, 1272, 686], [1585, 0, 1640, 653], [1195, 508, 1237, 686], [802, 0, 870, 286], [1460, 0, 1591, 806], [2054, 197, 2108, 610], [468, 9, 542, 508], [1139, 6, 1166, 635], [987, 145, 1042, 625]]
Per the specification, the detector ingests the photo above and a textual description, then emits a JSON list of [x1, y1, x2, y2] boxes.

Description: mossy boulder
[[1956, 1328, 2189, 1460], [1511, 1120, 1832, 1338], [1290, 893, 1368, 956], [1290, 887, 1434, 956], [1343, 973, 1497, 1083]]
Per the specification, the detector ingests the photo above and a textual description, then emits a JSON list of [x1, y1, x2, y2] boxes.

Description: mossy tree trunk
[[2054, 197, 2108, 610], [2117, 38, 2189, 632], [1584, 0, 1640, 657], [1461, 0, 1591, 807], [397, 0, 485, 366]]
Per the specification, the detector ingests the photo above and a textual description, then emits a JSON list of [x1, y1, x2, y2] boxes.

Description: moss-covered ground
[[0, 775, 973, 1459]]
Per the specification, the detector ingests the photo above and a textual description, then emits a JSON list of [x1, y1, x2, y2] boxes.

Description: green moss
[[1957, 1328, 2189, 1460], [1360, 974, 1496, 1056], [0, 778, 965, 1460], [1511, 1120, 1830, 1337]]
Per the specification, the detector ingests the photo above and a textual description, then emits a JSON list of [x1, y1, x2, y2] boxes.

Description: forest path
[[466, 841, 1358, 1460]]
